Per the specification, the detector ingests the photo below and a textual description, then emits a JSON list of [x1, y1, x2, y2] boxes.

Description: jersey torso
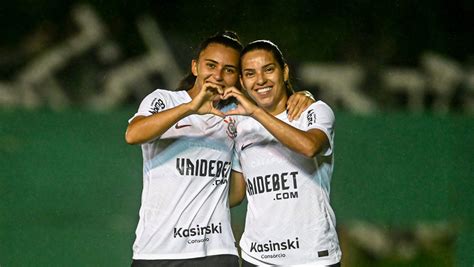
[[130, 89, 238, 259], [233, 101, 341, 266]]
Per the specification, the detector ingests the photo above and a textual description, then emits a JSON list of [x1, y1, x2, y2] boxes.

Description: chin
[[257, 101, 273, 110]]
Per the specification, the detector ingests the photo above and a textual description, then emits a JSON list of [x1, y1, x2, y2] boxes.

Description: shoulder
[[308, 101, 333, 113], [294, 101, 335, 129], [142, 89, 189, 105], [144, 89, 187, 99], [233, 115, 258, 141], [137, 89, 188, 115], [304, 101, 335, 119], [235, 115, 257, 128]]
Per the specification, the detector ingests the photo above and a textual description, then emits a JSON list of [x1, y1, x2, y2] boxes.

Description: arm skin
[[229, 171, 247, 208], [251, 107, 329, 158], [125, 83, 224, 145], [223, 87, 328, 158]]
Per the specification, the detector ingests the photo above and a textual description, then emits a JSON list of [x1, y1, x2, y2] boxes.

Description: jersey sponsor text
[[149, 98, 165, 114], [307, 109, 316, 126], [173, 222, 222, 238], [176, 158, 231, 179], [250, 237, 300, 253], [247, 171, 299, 200]]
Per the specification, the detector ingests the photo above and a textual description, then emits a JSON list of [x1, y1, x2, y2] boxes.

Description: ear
[[191, 60, 198, 76], [283, 64, 290, 83]]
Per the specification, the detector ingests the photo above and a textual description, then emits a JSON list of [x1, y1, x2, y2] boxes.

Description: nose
[[213, 68, 223, 81], [256, 71, 266, 85]]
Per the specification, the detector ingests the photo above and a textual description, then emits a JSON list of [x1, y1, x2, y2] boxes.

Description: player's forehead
[[198, 43, 240, 67], [241, 49, 276, 69]]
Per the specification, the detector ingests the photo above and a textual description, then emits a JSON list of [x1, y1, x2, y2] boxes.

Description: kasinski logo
[[250, 237, 300, 252], [173, 223, 222, 238]]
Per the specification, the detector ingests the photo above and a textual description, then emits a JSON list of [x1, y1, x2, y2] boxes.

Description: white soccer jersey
[[129, 89, 238, 260], [233, 101, 341, 266]]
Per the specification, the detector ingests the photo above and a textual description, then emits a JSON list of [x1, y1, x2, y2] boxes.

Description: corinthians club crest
[[224, 117, 237, 139]]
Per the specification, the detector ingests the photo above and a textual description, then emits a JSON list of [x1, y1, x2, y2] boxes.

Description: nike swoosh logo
[[241, 143, 254, 151], [175, 123, 192, 129]]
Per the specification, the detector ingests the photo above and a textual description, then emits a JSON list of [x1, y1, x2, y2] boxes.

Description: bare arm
[[229, 171, 246, 208], [125, 83, 224, 145], [125, 104, 194, 145], [251, 108, 328, 158], [223, 87, 328, 158]]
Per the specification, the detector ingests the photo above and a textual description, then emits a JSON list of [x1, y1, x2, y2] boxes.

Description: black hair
[[176, 31, 243, 91], [240, 40, 294, 95]]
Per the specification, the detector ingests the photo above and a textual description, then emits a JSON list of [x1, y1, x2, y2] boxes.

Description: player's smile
[[241, 49, 288, 115], [255, 86, 273, 95]]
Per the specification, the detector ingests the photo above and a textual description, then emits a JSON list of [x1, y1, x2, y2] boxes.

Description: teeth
[[256, 87, 271, 93]]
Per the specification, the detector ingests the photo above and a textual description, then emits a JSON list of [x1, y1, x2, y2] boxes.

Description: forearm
[[229, 171, 246, 208], [229, 191, 244, 208], [251, 108, 323, 158], [125, 103, 195, 145]]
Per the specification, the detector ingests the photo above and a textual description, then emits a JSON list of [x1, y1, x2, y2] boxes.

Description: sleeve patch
[[306, 109, 317, 127], [149, 98, 166, 114]]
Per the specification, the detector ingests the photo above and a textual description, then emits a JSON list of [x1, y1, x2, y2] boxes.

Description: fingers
[[221, 88, 243, 104], [286, 94, 295, 121], [216, 86, 224, 95], [222, 88, 259, 116], [203, 82, 224, 95], [222, 109, 240, 116], [290, 100, 306, 121], [287, 91, 315, 121], [222, 87, 241, 99], [301, 90, 315, 101], [286, 94, 301, 121], [210, 108, 225, 118], [190, 83, 224, 115]]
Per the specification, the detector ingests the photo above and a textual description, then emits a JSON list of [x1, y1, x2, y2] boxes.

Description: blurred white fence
[[0, 4, 472, 114]]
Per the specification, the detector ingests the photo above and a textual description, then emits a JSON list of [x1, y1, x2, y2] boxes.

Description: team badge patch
[[149, 98, 165, 114], [224, 117, 237, 139], [307, 109, 317, 126]]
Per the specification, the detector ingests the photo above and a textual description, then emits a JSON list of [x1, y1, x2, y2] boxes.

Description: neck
[[266, 95, 288, 116], [187, 85, 199, 99]]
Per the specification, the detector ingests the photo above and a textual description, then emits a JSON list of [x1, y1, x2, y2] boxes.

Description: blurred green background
[[0, 0, 473, 266], [1, 110, 472, 266]]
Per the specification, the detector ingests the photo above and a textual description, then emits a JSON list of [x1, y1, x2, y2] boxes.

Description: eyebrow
[[204, 59, 238, 69], [243, 63, 275, 72]]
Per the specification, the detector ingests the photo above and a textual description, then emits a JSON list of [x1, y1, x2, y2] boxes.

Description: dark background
[[1, 0, 472, 74]]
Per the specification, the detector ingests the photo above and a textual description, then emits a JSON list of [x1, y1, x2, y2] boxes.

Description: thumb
[[223, 109, 240, 116], [209, 108, 225, 118]]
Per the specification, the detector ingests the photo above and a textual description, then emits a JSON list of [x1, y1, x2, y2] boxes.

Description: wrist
[[182, 102, 197, 115], [250, 106, 265, 118]]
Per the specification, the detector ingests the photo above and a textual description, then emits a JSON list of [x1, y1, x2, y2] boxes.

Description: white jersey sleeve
[[128, 89, 171, 123], [231, 147, 242, 172], [299, 101, 335, 156]]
